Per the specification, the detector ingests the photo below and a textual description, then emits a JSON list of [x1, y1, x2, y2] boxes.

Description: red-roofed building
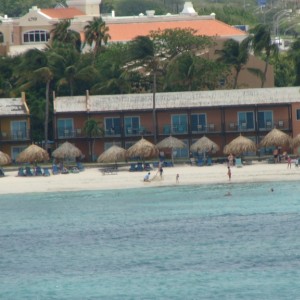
[[107, 18, 246, 43]]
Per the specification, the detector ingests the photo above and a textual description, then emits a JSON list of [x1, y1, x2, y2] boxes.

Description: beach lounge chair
[[102, 167, 118, 175], [18, 167, 26, 177], [76, 162, 85, 171], [35, 166, 43, 176], [136, 162, 144, 171], [144, 163, 152, 171], [206, 157, 212, 166], [235, 158, 243, 168], [61, 167, 69, 174], [25, 166, 34, 176], [43, 167, 50, 176], [0, 168, 5, 177], [197, 158, 204, 166], [129, 163, 136, 172], [52, 164, 60, 175], [70, 166, 80, 173]]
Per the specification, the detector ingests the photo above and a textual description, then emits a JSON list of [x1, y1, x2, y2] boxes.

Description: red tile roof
[[40, 8, 85, 19], [107, 19, 246, 42]]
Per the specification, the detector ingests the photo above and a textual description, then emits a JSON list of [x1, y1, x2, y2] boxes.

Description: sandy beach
[[1, 161, 300, 195]]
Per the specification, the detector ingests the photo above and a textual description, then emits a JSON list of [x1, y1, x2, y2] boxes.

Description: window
[[11, 120, 27, 140], [171, 114, 187, 134], [105, 117, 121, 135], [0, 32, 4, 43], [57, 119, 74, 138], [23, 30, 50, 43], [258, 111, 273, 129], [191, 114, 206, 132], [124, 116, 140, 135], [238, 111, 254, 130], [297, 109, 300, 120]]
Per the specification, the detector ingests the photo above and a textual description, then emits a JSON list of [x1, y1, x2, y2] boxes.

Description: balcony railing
[[57, 128, 86, 139], [0, 130, 30, 141], [226, 119, 289, 132], [226, 122, 254, 132], [125, 126, 151, 136]]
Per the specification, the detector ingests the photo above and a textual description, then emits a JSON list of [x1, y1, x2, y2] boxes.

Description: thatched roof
[[16, 144, 49, 163], [259, 128, 292, 148], [190, 136, 219, 153], [156, 136, 185, 149], [52, 141, 83, 159], [97, 145, 126, 163], [223, 135, 256, 155], [54, 87, 300, 113], [126, 138, 159, 159], [292, 134, 300, 148], [0, 151, 11, 165]]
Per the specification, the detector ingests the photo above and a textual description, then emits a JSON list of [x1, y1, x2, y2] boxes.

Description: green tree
[[50, 19, 82, 52], [15, 48, 64, 148], [250, 24, 279, 88], [91, 43, 134, 94], [83, 119, 104, 161], [84, 17, 110, 61], [128, 29, 213, 141], [288, 38, 300, 85], [165, 53, 227, 91], [216, 38, 251, 89]]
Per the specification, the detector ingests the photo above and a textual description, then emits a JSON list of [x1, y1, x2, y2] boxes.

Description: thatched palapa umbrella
[[191, 136, 220, 154], [97, 145, 126, 163], [0, 151, 11, 166], [156, 136, 185, 164], [223, 135, 256, 156], [16, 144, 49, 164], [52, 141, 83, 160], [126, 137, 159, 160], [291, 134, 300, 148], [260, 128, 292, 148]]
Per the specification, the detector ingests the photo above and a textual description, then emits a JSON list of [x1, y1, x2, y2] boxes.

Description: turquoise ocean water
[[1, 182, 300, 300]]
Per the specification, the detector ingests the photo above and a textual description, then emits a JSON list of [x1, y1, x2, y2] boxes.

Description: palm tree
[[15, 48, 64, 149], [128, 36, 160, 142], [50, 19, 81, 52], [84, 17, 110, 61], [128, 30, 213, 141], [165, 53, 227, 91], [250, 24, 278, 88], [83, 119, 104, 161], [216, 38, 251, 89]]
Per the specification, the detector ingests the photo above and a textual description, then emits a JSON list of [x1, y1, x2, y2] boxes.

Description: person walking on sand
[[287, 155, 292, 169], [176, 174, 179, 184], [227, 166, 231, 181], [159, 166, 163, 178]]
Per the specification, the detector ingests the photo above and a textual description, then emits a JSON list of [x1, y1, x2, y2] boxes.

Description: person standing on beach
[[227, 166, 231, 181], [287, 156, 292, 169], [159, 166, 163, 178], [176, 174, 179, 183]]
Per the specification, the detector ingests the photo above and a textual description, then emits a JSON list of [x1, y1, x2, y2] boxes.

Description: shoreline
[[1, 162, 300, 195]]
